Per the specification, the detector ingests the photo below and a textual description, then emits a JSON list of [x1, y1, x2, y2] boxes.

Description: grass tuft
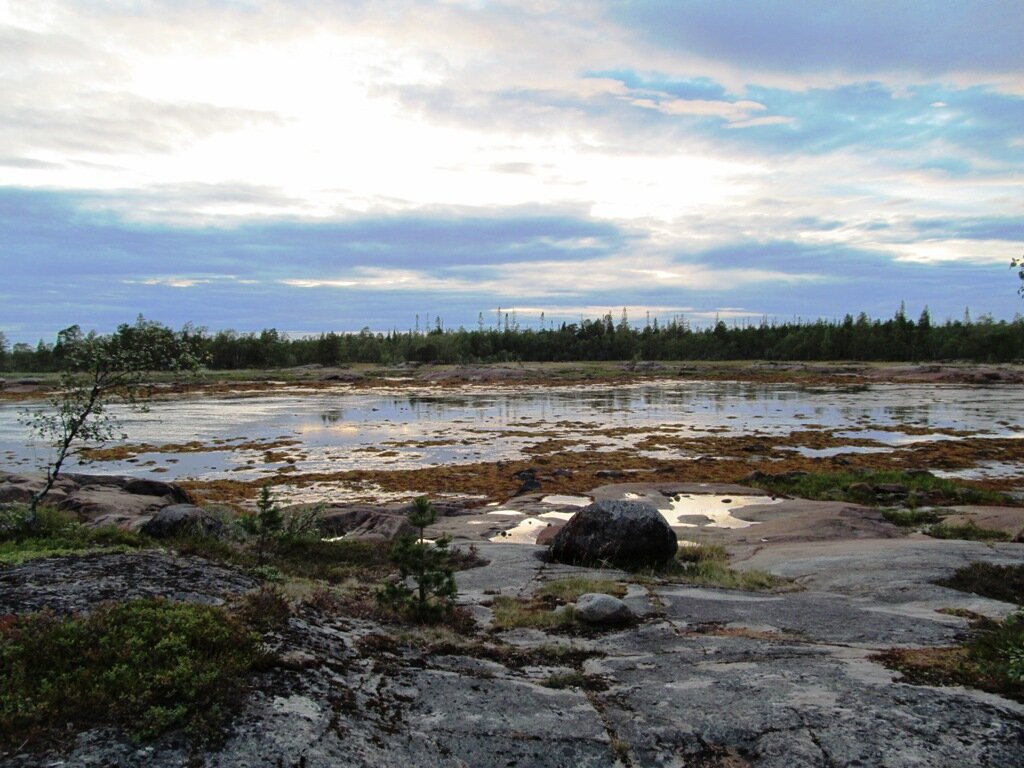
[[535, 576, 626, 602], [490, 596, 576, 631], [662, 542, 788, 591]]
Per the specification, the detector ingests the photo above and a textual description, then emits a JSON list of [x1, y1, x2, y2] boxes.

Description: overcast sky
[[2, 0, 1023, 343]]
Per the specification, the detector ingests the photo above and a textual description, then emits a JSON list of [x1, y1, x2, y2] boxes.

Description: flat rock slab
[[0, 551, 257, 615], [734, 537, 1024, 616], [655, 585, 961, 646], [590, 635, 1024, 768], [4, 537, 1024, 767]]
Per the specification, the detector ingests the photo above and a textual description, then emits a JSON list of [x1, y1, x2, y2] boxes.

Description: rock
[[277, 650, 319, 670], [321, 506, 415, 542], [847, 482, 874, 498], [595, 469, 625, 479], [0, 481, 34, 504], [535, 523, 564, 546], [59, 485, 168, 521], [123, 478, 192, 503], [139, 504, 223, 538], [514, 468, 541, 495], [874, 483, 908, 495], [574, 593, 635, 625], [344, 513, 416, 542], [549, 499, 678, 569]]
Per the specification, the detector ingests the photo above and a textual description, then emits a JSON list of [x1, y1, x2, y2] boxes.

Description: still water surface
[[1, 381, 1021, 482]]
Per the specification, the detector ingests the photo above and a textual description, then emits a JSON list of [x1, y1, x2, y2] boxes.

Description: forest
[[2, 306, 1023, 372]]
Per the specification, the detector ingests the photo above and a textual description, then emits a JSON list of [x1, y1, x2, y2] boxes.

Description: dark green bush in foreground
[[1, 598, 261, 744]]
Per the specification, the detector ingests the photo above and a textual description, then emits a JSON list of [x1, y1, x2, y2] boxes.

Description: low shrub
[[0, 504, 148, 564], [877, 610, 1024, 702], [235, 586, 292, 632], [0, 598, 261, 745], [926, 522, 1011, 542], [749, 470, 1008, 507], [881, 508, 947, 527], [377, 497, 457, 623], [938, 562, 1024, 606]]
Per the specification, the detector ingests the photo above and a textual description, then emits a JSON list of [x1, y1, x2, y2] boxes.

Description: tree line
[[2, 307, 1023, 373]]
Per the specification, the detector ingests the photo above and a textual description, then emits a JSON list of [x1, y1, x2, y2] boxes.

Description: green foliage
[[749, 470, 1007, 507], [879, 611, 1024, 702], [881, 508, 947, 527], [0, 504, 148, 564], [666, 542, 786, 591], [377, 497, 457, 622], [490, 596, 576, 631], [969, 610, 1024, 694], [18, 317, 205, 511], [0, 598, 260, 744], [237, 485, 284, 564], [938, 562, 1024, 606], [8, 306, 1024, 374], [926, 522, 1011, 542], [535, 576, 627, 602]]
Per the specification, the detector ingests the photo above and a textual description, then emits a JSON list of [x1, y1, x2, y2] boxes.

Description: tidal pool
[[1, 381, 1022, 484]]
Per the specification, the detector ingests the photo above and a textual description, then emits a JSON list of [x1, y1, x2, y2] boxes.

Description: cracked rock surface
[[2, 538, 1023, 767]]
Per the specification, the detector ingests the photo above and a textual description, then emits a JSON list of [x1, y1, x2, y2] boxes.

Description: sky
[[1, 0, 1023, 344]]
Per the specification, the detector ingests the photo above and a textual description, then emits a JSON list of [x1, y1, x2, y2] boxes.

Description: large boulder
[[320, 506, 416, 542], [139, 504, 224, 539], [549, 499, 677, 569]]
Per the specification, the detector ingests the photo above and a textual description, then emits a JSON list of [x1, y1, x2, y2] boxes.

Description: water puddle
[[541, 494, 591, 507], [782, 446, 893, 458], [833, 429, 963, 446], [664, 494, 778, 529], [933, 462, 1024, 481], [489, 517, 558, 543]]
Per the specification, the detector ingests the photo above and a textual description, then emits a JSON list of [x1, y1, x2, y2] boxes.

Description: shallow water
[[2, 381, 1022, 482]]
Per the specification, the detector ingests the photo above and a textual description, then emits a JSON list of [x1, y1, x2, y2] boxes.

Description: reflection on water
[[1, 381, 1022, 483]]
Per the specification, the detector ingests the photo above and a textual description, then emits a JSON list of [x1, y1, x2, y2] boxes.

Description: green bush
[[0, 504, 148, 564], [881, 508, 946, 527], [938, 562, 1024, 605], [926, 522, 1011, 542], [237, 485, 283, 564], [0, 598, 261, 744], [969, 610, 1024, 694], [749, 470, 1007, 506], [377, 497, 457, 622]]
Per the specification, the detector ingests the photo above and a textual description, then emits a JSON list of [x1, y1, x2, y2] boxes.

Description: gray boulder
[[549, 499, 677, 569], [574, 593, 634, 625], [139, 504, 223, 539], [321, 506, 416, 542]]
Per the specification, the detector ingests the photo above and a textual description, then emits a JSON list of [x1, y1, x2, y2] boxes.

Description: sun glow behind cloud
[[1, 0, 1022, 340]]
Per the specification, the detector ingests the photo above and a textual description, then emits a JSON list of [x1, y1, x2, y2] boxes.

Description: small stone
[[574, 593, 634, 626], [278, 650, 319, 670]]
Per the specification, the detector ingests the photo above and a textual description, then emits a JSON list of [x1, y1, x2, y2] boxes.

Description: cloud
[[1, 3, 1022, 342], [607, 1, 1024, 78]]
